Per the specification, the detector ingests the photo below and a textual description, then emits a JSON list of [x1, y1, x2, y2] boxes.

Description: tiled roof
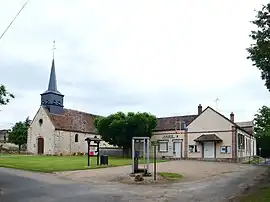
[[44, 107, 197, 133], [45, 108, 100, 134], [44, 106, 253, 136], [236, 121, 253, 128], [236, 121, 254, 135], [154, 115, 198, 131], [194, 134, 222, 142]]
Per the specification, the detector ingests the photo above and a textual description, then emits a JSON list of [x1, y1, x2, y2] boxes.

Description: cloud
[[0, 0, 270, 128]]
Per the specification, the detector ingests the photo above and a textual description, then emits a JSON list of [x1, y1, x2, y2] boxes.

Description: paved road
[[0, 166, 268, 202], [0, 168, 133, 202]]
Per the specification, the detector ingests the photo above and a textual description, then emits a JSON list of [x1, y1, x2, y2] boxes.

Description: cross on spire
[[52, 40, 56, 59]]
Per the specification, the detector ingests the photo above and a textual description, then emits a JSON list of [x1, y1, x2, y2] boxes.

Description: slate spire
[[47, 59, 58, 92]]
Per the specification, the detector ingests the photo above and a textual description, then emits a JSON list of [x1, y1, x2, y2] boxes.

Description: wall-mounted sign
[[162, 134, 174, 139]]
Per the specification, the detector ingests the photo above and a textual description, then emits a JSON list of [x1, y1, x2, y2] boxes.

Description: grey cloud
[[0, 58, 48, 91], [66, 80, 143, 107]]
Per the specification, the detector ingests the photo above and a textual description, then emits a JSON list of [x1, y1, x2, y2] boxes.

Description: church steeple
[[40, 41, 64, 114], [48, 59, 57, 92]]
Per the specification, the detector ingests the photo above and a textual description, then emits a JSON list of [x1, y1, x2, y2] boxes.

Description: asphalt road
[[0, 165, 268, 202], [0, 168, 132, 202]]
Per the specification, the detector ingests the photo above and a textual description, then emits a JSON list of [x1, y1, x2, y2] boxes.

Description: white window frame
[[158, 140, 168, 153], [220, 146, 231, 154], [189, 144, 200, 153]]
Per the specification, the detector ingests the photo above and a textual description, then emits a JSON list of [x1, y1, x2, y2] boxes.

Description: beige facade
[[151, 130, 185, 158], [187, 107, 234, 160], [236, 128, 256, 161], [27, 107, 55, 154], [27, 106, 113, 155], [151, 107, 256, 162]]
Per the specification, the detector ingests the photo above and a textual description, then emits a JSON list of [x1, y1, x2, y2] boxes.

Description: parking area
[[55, 160, 253, 183]]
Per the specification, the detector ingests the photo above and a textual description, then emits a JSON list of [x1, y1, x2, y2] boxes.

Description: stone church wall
[[54, 131, 108, 155], [27, 107, 55, 154]]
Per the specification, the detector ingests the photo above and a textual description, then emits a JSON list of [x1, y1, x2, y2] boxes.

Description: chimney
[[230, 112, 234, 122], [198, 104, 202, 115]]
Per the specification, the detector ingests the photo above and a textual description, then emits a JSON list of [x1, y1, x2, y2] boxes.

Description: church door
[[37, 137, 44, 154]]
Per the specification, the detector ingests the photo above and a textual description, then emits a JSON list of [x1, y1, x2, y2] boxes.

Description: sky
[[0, 0, 269, 128]]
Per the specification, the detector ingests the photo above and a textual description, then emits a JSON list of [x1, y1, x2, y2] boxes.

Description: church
[[27, 58, 113, 155]]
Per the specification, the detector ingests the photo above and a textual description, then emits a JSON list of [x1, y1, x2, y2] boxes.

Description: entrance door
[[174, 142, 182, 158], [37, 137, 44, 154], [204, 141, 214, 158]]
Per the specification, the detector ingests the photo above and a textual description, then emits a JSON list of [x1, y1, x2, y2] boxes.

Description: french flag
[[183, 121, 187, 130]]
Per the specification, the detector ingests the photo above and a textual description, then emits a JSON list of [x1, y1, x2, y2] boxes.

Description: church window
[[75, 134, 78, 142], [57, 101, 61, 106], [39, 119, 43, 126]]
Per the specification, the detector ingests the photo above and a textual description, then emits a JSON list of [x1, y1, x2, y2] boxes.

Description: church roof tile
[[45, 108, 100, 134]]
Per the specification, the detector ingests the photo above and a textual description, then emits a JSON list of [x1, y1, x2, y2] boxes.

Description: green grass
[[242, 156, 265, 165], [159, 172, 183, 180], [239, 187, 270, 202], [0, 155, 166, 173]]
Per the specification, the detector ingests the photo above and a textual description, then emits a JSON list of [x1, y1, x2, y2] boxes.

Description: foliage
[[94, 112, 157, 151], [254, 106, 270, 137], [254, 106, 270, 151], [0, 84, 14, 106], [159, 172, 183, 180], [247, 3, 270, 91], [238, 187, 270, 202], [8, 117, 30, 152]]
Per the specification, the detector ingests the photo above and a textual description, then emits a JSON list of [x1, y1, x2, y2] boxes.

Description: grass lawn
[[243, 156, 265, 164], [159, 172, 183, 180], [239, 187, 270, 202], [0, 155, 166, 173]]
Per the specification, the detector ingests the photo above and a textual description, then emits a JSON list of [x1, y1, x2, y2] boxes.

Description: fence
[[99, 147, 124, 157]]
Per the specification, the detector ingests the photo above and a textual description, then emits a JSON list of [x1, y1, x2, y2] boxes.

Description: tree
[[8, 117, 30, 153], [254, 106, 270, 153], [247, 3, 270, 91], [0, 84, 15, 106], [94, 112, 157, 156], [254, 106, 270, 137]]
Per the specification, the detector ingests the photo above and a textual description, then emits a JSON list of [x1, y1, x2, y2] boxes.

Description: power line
[[0, 0, 29, 42]]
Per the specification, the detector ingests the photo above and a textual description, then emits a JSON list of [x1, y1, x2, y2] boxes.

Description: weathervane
[[52, 40, 56, 59], [214, 98, 220, 111]]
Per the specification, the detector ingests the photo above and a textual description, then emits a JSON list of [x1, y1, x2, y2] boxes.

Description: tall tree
[[254, 106, 270, 152], [94, 112, 157, 156], [247, 3, 270, 91], [0, 84, 14, 106], [254, 106, 270, 137], [8, 117, 30, 153]]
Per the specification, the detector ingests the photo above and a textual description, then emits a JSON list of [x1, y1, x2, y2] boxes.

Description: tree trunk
[[18, 144, 21, 154]]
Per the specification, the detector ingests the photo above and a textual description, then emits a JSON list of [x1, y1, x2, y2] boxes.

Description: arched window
[[75, 134, 78, 142], [39, 119, 43, 126]]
